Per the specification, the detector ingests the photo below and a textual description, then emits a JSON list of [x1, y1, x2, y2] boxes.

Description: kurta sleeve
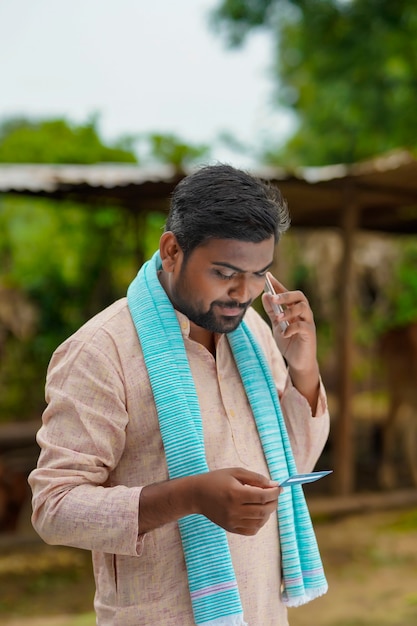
[[28, 336, 144, 556], [279, 373, 330, 473]]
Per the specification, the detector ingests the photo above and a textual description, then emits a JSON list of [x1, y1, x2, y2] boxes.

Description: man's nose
[[229, 277, 251, 303]]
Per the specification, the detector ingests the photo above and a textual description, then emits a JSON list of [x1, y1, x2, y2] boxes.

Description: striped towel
[[127, 251, 327, 626]]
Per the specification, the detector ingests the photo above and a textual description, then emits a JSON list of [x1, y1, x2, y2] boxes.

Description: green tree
[[0, 116, 141, 421], [137, 132, 210, 173], [0, 116, 213, 423], [0, 116, 137, 163], [212, 0, 417, 166]]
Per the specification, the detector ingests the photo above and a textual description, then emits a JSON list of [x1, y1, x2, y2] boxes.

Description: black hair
[[165, 164, 290, 257]]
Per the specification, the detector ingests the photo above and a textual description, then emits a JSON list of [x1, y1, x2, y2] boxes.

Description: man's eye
[[215, 270, 235, 280]]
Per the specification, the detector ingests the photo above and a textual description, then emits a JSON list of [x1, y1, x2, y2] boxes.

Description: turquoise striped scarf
[[127, 251, 327, 626]]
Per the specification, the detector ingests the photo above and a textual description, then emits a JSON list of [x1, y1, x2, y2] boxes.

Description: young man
[[29, 164, 330, 626]]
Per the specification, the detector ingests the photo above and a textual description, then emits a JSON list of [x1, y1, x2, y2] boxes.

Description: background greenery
[[1, 3, 417, 624], [1, 0, 417, 423], [212, 0, 417, 166]]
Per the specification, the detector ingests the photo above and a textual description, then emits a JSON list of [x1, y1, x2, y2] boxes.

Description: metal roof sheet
[[1, 151, 417, 233]]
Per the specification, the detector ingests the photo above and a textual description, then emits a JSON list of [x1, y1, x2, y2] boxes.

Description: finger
[[240, 485, 281, 504], [266, 272, 287, 295], [233, 505, 278, 534], [275, 290, 308, 308], [280, 319, 316, 338], [283, 302, 313, 324], [241, 501, 279, 518], [261, 294, 289, 330], [233, 467, 278, 489]]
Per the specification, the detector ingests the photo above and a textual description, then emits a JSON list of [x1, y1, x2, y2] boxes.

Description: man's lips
[[215, 303, 247, 317]]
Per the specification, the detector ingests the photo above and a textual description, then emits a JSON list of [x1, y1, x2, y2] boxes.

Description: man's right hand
[[191, 467, 280, 536], [139, 467, 281, 536]]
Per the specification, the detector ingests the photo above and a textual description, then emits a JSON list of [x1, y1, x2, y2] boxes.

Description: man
[[29, 164, 330, 626]]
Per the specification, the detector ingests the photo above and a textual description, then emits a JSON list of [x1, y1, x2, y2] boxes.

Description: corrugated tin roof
[[0, 163, 180, 192], [1, 151, 417, 233]]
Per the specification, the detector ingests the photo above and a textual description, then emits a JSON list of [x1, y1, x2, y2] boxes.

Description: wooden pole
[[333, 185, 360, 495]]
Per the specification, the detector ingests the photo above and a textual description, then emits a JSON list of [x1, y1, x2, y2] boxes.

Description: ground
[[1, 504, 417, 626], [289, 507, 417, 626]]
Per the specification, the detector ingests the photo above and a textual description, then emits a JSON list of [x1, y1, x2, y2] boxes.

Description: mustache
[[212, 300, 251, 310]]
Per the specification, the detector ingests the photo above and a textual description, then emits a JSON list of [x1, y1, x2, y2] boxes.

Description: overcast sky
[[0, 0, 294, 165]]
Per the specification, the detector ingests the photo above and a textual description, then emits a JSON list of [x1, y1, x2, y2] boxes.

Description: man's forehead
[[192, 237, 275, 272]]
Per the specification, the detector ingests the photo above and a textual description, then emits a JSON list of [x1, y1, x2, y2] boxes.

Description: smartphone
[[264, 274, 289, 332], [279, 470, 333, 488]]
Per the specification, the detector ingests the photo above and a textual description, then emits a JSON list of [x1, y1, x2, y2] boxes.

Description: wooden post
[[333, 185, 360, 495]]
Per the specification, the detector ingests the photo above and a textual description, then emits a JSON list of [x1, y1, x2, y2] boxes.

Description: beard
[[170, 268, 251, 334], [182, 300, 249, 333]]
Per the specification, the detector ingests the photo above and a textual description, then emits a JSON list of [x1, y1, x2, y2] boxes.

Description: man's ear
[[159, 231, 182, 272]]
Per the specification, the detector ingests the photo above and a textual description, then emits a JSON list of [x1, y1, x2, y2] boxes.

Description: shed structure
[[2, 150, 417, 495]]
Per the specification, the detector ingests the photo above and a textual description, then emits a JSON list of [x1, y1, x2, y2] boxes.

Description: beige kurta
[[29, 298, 329, 626]]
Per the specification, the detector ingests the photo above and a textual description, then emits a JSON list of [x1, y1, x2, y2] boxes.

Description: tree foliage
[[0, 197, 122, 420], [136, 133, 210, 172], [375, 241, 417, 332], [0, 116, 137, 163], [0, 116, 165, 422], [212, 0, 417, 165]]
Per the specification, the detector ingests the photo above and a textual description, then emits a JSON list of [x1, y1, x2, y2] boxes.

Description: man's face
[[164, 236, 275, 334]]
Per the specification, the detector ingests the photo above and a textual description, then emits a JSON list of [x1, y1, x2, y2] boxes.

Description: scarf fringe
[[283, 584, 329, 608]]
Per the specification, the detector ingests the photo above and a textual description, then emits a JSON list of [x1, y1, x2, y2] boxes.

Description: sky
[[0, 0, 294, 166]]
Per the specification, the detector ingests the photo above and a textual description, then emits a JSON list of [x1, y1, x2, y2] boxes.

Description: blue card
[[279, 470, 333, 487]]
